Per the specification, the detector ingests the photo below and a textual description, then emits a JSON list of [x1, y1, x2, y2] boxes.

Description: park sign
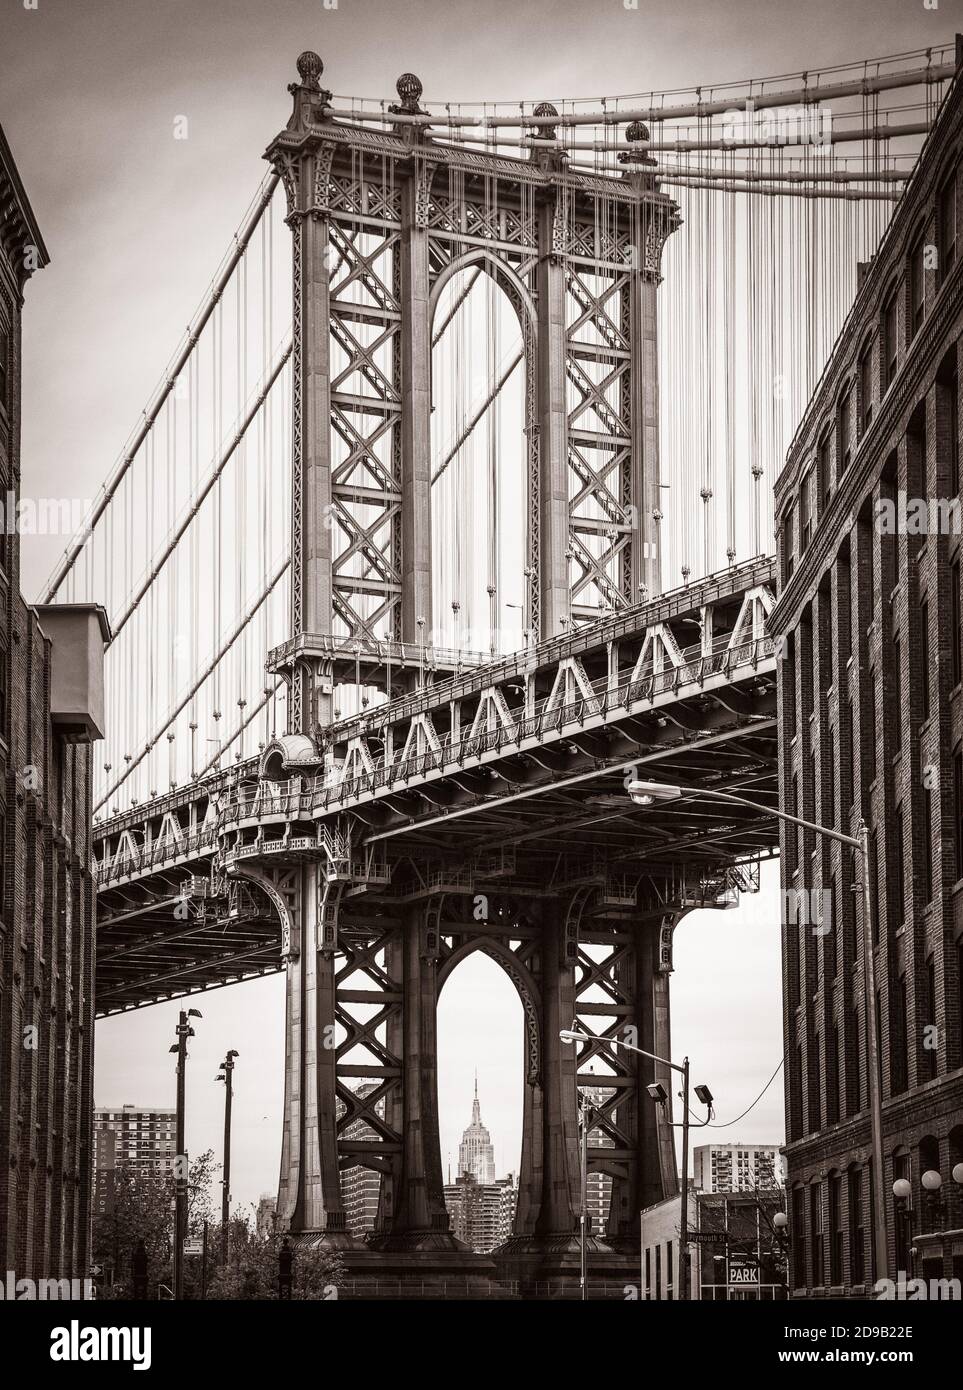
[[728, 1256, 760, 1285]]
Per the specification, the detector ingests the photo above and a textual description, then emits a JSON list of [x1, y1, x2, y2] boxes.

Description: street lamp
[[904, 1166, 963, 1272], [560, 1024, 712, 1300], [577, 1091, 596, 1302], [216, 1050, 239, 1268], [169, 1007, 202, 1301], [626, 775, 889, 1283], [892, 1178, 914, 1279]]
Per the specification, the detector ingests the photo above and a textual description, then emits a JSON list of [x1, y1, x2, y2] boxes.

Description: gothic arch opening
[[430, 262, 528, 658], [436, 950, 525, 1251]]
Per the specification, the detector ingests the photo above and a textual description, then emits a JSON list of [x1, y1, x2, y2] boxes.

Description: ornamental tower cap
[[533, 101, 559, 140], [395, 72, 424, 111], [296, 51, 324, 89]]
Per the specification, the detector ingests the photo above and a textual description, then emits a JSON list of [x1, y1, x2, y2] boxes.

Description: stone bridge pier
[[254, 859, 696, 1292]]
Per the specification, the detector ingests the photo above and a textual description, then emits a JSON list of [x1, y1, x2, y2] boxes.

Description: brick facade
[[0, 124, 99, 1281], [770, 67, 963, 1296]]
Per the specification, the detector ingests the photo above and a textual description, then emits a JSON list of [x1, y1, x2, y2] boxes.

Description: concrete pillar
[[535, 901, 581, 1236], [276, 864, 347, 1237], [389, 906, 452, 1240]]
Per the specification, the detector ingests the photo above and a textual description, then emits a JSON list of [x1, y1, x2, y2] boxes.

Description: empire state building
[[457, 1075, 496, 1184]]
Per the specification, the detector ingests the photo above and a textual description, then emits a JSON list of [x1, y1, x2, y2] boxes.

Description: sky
[[2, 0, 956, 1212]]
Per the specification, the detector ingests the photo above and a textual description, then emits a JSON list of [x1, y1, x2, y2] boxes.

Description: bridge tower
[[256, 51, 683, 1288]]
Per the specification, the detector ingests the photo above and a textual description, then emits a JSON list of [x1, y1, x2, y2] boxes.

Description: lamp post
[[904, 1166, 963, 1277], [577, 1092, 595, 1301], [169, 1007, 202, 1301], [892, 1177, 915, 1280], [560, 1025, 712, 1300], [626, 777, 889, 1283], [216, 1050, 239, 1268], [773, 1208, 790, 1297]]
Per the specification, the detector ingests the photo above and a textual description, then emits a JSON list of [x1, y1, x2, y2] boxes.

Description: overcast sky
[[2, 0, 953, 1212]]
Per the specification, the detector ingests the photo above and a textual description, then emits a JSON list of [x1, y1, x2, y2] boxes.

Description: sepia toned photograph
[[0, 0, 961, 1361]]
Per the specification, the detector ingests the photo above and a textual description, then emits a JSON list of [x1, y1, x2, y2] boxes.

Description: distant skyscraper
[[255, 1195, 277, 1239], [458, 1074, 496, 1185], [339, 1082, 383, 1236]]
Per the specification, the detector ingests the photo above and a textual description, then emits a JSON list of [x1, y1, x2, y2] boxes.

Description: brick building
[[771, 62, 963, 1295], [0, 122, 107, 1280]]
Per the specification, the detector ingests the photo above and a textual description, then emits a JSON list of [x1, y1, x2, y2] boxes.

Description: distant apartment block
[[693, 1143, 784, 1194], [92, 1105, 177, 1220]]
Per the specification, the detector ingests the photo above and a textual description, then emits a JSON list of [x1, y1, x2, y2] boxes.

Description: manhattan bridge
[[44, 42, 957, 1287]]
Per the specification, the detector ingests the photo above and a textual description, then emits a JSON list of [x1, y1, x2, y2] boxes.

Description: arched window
[[847, 1164, 865, 1285], [882, 285, 900, 394], [938, 158, 958, 282]]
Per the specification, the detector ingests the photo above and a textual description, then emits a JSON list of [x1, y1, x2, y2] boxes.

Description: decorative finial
[[533, 101, 559, 142], [296, 52, 323, 90], [394, 72, 424, 113], [620, 119, 657, 170]]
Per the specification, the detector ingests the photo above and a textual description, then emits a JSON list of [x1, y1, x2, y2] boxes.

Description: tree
[[204, 1209, 342, 1300], [92, 1149, 219, 1298], [92, 1167, 343, 1299]]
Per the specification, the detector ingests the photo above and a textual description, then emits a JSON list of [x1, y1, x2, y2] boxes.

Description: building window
[[894, 807, 905, 927], [894, 974, 909, 1095], [956, 749, 963, 881], [883, 291, 899, 393], [923, 785, 934, 906], [859, 344, 873, 435], [920, 597, 930, 720], [818, 431, 832, 506], [838, 388, 852, 473], [924, 954, 938, 1082], [951, 376, 960, 495], [940, 167, 958, 281], [800, 468, 814, 552], [0, 320, 10, 409], [829, 1173, 844, 1285], [828, 1022, 840, 1123], [867, 670, 877, 782], [783, 503, 796, 582], [810, 1182, 824, 1287], [910, 236, 925, 338], [893, 632, 902, 750], [848, 1167, 865, 1285], [953, 558, 962, 687], [792, 1187, 807, 1288]]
